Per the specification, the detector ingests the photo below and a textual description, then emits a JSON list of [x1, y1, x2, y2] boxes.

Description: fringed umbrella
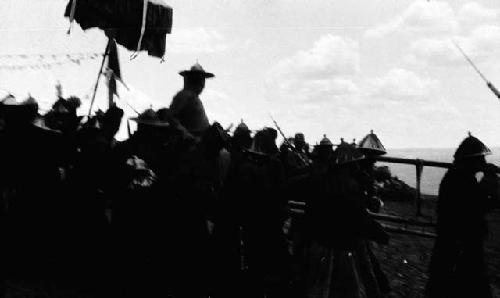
[[65, 0, 173, 59]]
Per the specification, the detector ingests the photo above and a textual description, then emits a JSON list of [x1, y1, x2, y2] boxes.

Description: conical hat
[[358, 130, 386, 156], [454, 132, 491, 159], [319, 134, 333, 146]]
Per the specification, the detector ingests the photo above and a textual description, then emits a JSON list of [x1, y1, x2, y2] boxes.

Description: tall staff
[[453, 41, 500, 100]]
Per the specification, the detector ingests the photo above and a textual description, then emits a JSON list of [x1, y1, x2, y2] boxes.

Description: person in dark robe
[[426, 133, 498, 298], [0, 97, 67, 289], [304, 143, 389, 298], [211, 120, 253, 298], [109, 108, 175, 297], [169, 62, 214, 138]]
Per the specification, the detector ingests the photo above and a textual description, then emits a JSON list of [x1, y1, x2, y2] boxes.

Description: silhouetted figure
[[169, 122, 230, 298], [60, 105, 123, 295], [109, 109, 174, 297], [304, 143, 389, 298], [169, 62, 214, 138], [230, 128, 290, 297], [426, 134, 498, 298], [0, 97, 67, 289], [355, 130, 391, 297]]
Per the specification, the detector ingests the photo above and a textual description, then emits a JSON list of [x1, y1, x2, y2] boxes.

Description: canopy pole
[[88, 40, 111, 117]]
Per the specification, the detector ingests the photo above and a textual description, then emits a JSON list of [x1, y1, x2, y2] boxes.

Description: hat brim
[[179, 70, 215, 78], [130, 118, 170, 127]]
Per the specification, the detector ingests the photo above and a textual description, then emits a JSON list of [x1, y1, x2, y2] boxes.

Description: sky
[[1, 0, 500, 148]]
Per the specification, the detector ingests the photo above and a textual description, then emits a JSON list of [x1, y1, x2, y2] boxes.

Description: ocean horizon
[[380, 147, 500, 196]]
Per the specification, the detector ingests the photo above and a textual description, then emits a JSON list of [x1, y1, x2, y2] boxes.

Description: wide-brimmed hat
[[179, 62, 215, 78], [130, 108, 170, 127]]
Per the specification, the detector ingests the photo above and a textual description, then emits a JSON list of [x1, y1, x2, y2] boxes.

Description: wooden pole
[[88, 40, 111, 117], [415, 160, 423, 217]]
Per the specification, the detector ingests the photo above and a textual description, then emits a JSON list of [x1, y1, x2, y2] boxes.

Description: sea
[[380, 147, 500, 196]]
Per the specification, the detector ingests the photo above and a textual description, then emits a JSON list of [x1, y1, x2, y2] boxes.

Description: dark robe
[[0, 124, 67, 281], [426, 168, 493, 298]]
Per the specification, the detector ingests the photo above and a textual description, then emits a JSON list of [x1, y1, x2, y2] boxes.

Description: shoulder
[[173, 89, 197, 101]]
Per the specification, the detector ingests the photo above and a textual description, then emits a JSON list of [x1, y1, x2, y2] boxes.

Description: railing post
[[415, 159, 423, 217]]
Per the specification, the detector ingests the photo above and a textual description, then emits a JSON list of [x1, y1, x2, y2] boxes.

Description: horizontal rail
[[287, 201, 436, 228], [381, 224, 436, 239], [368, 211, 436, 228], [374, 156, 500, 174]]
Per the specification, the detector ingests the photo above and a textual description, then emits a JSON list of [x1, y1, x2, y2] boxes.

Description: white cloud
[[365, 1, 458, 38], [367, 68, 438, 101], [166, 27, 228, 54], [458, 2, 498, 26], [270, 34, 360, 80], [407, 24, 500, 66], [266, 34, 360, 105]]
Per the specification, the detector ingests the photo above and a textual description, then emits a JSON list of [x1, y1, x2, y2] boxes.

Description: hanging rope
[[67, 0, 78, 35], [130, 0, 149, 60]]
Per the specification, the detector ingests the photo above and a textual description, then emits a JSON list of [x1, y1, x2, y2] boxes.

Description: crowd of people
[[0, 63, 498, 298]]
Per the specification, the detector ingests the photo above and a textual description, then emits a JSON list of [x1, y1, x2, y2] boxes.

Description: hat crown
[[295, 133, 305, 141], [454, 133, 491, 159], [131, 108, 170, 127], [333, 143, 365, 165], [191, 62, 205, 72], [1, 95, 18, 105], [358, 129, 386, 156], [235, 119, 249, 132], [319, 134, 333, 146], [137, 108, 158, 121]]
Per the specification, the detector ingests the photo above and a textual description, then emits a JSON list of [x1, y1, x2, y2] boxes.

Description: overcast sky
[[1, 0, 500, 148]]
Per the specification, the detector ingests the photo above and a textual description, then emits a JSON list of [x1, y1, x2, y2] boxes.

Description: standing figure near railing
[[304, 143, 389, 298], [426, 134, 499, 298]]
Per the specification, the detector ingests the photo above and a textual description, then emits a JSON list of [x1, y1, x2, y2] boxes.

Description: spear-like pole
[[87, 40, 111, 117], [452, 41, 500, 100]]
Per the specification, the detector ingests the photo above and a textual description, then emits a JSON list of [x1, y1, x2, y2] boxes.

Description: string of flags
[[0, 52, 104, 71]]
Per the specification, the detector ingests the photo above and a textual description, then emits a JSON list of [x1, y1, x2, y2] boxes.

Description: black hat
[[332, 141, 365, 165], [130, 109, 170, 127], [454, 132, 491, 160], [319, 134, 333, 146], [179, 62, 215, 78]]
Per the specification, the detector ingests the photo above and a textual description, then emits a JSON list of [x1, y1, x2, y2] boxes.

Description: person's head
[[131, 108, 170, 140], [315, 134, 333, 161], [2, 95, 39, 128], [44, 96, 81, 133], [329, 142, 365, 174], [179, 63, 214, 95], [453, 133, 490, 173], [294, 132, 305, 150], [201, 122, 229, 158], [232, 120, 252, 149]]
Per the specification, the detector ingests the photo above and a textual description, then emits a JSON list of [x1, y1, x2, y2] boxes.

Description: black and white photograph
[[0, 0, 499, 297]]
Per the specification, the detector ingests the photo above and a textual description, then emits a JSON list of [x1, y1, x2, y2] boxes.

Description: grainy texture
[[373, 200, 500, 298]]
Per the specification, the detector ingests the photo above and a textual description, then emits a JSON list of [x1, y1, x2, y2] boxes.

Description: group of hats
[[315, 130, 387, 165], [0, 94, 39, 117]]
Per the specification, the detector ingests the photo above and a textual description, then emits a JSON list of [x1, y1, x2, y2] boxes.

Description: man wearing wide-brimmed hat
[[169, 62, 214, 138]]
